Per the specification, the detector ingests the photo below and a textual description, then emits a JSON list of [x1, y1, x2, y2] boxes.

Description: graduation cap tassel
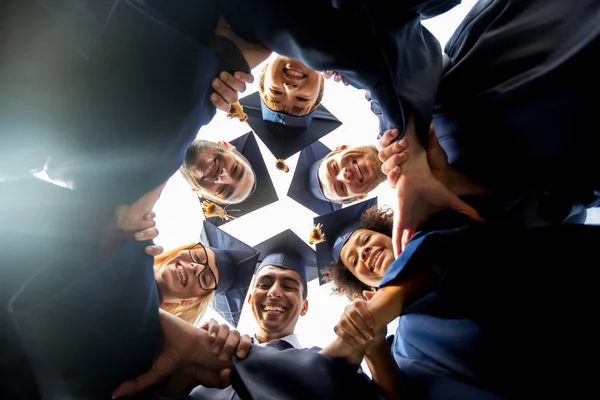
[[275, 159, 290, 173], [201, 200, 238, 221], [226, 102, 248, 122], [308, 223, 326, 244]]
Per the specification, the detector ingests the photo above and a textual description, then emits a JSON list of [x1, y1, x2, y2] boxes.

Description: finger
[[207, 319, 220, 340], [219, 71, 247, 93], [334, 322, 365, 349], [333, 73, 342, 83], [144, 244, 164, 257], [376, 128, 401, 152], [219, 368, 232, 387], [381, 152, 409, 176], [339, 313, 371, 344], [111, 354, 174, 398], [387, 166, 402, 189], [135, 226, 159, 242], [212, 77, 238, 105], [233, 71, 254, 84], [219, 330, 241, 361], [401, 229, 414, 252], [236, 335, 252, 359], [426, 124, 440, 149], [350, 299, 375, 330], [321, 71, 334, 79], [448, 195, 486, 223], [212, 324, 230, 355], [392, 212, 403, 258], [210, 93, 230, 113], [378, 137, 408, 164], [144, 211, 156, 221]]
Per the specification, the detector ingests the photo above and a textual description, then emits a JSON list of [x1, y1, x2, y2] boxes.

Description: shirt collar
[[253, 333, 302, 349]]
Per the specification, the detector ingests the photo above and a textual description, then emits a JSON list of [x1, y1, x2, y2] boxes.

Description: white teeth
[[202, 159, 217, 179], [284, 68, 305, 78], [176, 265, 188, 287], [369, 249, 382, 271], [353, 162, 363, 181], [263, 305, 286, 312]]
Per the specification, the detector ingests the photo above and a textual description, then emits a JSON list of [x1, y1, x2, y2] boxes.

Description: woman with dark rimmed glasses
[[153, 242, 220, 324]]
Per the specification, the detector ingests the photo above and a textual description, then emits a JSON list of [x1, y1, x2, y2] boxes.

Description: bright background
[[152, 0, 600, 362]]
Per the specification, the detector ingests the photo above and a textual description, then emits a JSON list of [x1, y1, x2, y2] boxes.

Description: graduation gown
[[0, 178, 161, 400], [378, 211, 600, 399], [1, 0, 225, 207], [433, 0, 600, 223], [219, 0, 456, 141]]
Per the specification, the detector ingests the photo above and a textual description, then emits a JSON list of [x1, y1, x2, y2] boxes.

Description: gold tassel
[[202, 200, 237, 221], [226, 101, 248, 122], [308, 223, 326, 244], [275, 159, 290, 173]]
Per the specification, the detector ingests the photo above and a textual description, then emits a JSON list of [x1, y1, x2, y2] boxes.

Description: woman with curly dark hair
[[320, 205, 394, 300]]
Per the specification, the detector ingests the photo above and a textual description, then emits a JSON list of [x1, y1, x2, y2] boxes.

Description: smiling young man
[[259, 53, 324, 118], [312, 144, 386, 205], [180, 139, 256, 205]]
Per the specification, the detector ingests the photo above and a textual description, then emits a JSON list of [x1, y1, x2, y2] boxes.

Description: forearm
[[365, 342, 399, 400]]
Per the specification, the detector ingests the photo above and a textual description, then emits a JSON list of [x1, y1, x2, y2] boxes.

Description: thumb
[[446, 193, 485, 222]]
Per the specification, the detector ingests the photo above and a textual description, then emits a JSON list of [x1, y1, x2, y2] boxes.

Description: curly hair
[[320, 205, 394, 300]]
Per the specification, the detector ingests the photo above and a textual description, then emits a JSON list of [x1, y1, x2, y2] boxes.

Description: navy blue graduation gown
[[220, 0, 456, 141], [379, 212, 600, 399], [1, 0, 224, 207], [433, 0, 600, 223], [1, 178, 160, 399]]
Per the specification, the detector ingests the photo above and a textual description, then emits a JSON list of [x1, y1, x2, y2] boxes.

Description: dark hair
[[258, 64, 325, 116], [300, 278, 308, 301], [320, 205, 394, 300]]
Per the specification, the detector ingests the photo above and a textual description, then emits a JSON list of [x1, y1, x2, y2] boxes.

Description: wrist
[[443, 167, 490, 197], [364, 340, 389, 360]]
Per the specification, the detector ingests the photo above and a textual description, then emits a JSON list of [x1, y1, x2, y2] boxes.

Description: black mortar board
[[239, 91, 342, 160], [254, 229, 318, 283], [287, 140, 343, 215], [201, 220, 260, 327]]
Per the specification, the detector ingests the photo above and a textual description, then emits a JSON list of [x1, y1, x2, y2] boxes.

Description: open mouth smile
[[262, 305, 287, 313], [176, 264, 188, 287], [366, 249, 383, 273], [201, 158, 219, 181], [352, 160, 364, 183], [283, 68, 306, 80]]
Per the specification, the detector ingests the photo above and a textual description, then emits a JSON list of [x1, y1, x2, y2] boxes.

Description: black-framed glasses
[[188, 242, 218, 291]]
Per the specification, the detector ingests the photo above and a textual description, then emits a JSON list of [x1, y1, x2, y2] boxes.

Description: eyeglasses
[[188, 242, 218, 291]]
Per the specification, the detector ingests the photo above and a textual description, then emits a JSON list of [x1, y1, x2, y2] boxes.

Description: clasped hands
[[377, 124, 485, 256], [112, 310, 252, 398]]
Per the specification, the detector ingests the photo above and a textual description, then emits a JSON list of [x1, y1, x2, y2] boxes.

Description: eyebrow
[[234, 163, 246, 182], [282, 277, 301, 287]]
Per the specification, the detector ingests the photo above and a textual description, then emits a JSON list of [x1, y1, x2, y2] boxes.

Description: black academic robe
[[219, 0, 458, 141], [379, 211, 600, 399], [433, 0, 600, 223], [1, 177, 161, 400], [1, 0, 224, 207]]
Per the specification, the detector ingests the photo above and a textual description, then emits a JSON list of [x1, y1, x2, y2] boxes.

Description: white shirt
[[253, 333, 302, 349]]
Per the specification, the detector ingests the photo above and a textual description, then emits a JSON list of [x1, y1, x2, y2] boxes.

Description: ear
[[180, 299, 194, 306], [218, 140, 235, 149], [357, 194, 367, 200], [335, 145, 348, 151], [247, 293, 253, 305], [362, 290, 375, 301], [300, 299, 309, 316]]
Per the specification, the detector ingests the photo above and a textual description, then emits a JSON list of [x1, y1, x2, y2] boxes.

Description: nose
[[214, 167, 232, 184], [360, 246, 371, 262], [283, 82, 298, 91], [267, 282, 283, 298], [337, 167, 352, 183]]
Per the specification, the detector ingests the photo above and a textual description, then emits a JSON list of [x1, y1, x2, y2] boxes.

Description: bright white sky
[[153, 0, 600, 363]]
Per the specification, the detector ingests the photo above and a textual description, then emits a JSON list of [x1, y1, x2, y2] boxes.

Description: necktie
[[265, 339, 294, 350]]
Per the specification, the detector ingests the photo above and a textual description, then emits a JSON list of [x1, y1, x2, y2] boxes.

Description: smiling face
[[318, 145, 386, 203], [154, 246, 220, 304], [260, 55, 323, 116], [248, 266, 308, 343], [183, 140, 255, 204], [339, 228, 395, 288]]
